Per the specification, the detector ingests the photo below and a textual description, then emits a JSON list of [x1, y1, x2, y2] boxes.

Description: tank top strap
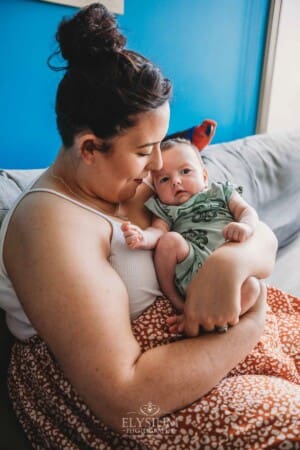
[[22, 188, 120, 223]]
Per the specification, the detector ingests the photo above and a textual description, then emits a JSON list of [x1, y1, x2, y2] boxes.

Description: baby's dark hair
[[48, 3, 172, 150], [161, 137, 205, 166]]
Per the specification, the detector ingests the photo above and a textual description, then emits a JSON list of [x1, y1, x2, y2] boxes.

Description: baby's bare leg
[[154, 232, 189, 311], [240, 276, 261, 315]]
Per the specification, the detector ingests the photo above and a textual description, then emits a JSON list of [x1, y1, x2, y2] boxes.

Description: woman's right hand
[[183, 248, 243, 336], [182, 222, 276, 337], [166, 280, 267, 336]]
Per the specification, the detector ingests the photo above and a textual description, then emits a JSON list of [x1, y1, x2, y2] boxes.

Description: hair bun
[[56, 3, 126, 67]]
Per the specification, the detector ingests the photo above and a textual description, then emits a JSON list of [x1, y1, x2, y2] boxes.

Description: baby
[[122, 138, 260, 332]]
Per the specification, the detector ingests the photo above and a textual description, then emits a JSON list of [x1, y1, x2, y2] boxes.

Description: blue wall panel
[[0, 0, 269, 169]]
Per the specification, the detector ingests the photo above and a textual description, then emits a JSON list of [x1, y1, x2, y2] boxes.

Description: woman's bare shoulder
[[4, 190, 113, 291], [8, 190, 112, 245]]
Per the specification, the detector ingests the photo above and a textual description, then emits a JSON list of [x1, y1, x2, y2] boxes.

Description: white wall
[[257, 0, 300, 133]]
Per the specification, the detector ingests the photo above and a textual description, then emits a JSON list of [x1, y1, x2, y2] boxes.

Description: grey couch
[[1, 131, 300, 449]]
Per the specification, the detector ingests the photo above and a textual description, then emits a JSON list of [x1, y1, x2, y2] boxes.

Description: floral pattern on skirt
[[8, 287, 300, 449]]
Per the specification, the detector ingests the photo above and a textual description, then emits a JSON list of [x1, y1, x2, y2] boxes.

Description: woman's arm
[[5, 194, 268, 432], [184, 221, 278, 336]]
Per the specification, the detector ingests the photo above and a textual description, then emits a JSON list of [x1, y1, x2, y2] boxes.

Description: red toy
[[191, 119, 217, 151], [165, 119, 217, 151]]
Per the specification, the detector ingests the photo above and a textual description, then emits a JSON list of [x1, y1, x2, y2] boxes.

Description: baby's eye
[[181, 168, 191, 175], [159, 176, 169, 184]]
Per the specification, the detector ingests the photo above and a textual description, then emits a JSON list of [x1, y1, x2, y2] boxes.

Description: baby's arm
[[223, 191, 259, 242], [121, 217, 170, 250]]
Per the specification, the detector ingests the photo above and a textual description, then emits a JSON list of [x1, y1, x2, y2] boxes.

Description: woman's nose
[[148, 145, 163, 171]]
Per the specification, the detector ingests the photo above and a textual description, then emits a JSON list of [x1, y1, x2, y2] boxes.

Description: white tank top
[[0, 188, 162, 341]]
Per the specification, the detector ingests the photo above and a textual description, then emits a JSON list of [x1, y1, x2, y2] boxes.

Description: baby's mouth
[[175, 189, 186, 196]]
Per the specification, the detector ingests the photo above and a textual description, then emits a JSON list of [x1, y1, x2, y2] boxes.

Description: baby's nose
[[172, 177, 182, 186]]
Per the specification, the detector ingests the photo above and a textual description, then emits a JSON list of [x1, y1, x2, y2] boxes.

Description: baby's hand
[[121, 221, 147, 249], [223, 222, 254, 243]]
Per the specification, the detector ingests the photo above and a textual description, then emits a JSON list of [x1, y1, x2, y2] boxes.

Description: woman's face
[[93, 102, 170, 203]]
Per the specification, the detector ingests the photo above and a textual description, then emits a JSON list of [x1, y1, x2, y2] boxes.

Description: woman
[[1, 4, 299, 449]]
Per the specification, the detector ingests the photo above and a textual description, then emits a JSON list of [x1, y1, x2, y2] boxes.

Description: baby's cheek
[[159, 189, 172, 204]]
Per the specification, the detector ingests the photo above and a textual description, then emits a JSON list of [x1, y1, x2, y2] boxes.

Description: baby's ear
[[203, 167, 209, 187]]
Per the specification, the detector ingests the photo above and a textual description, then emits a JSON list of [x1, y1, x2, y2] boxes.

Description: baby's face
[[152, 143, 208, 205]]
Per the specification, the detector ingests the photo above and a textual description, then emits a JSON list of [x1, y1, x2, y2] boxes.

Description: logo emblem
[[139, 401, 160, 416]]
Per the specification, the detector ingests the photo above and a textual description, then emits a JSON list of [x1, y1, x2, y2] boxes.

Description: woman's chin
[[119, 185, 140, 202]]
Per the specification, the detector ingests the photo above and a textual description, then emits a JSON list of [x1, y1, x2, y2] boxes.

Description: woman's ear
[[75, 133, 104, 165]]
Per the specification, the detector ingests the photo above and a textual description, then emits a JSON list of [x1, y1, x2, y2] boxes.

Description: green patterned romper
[[145, 182, 238, 296]]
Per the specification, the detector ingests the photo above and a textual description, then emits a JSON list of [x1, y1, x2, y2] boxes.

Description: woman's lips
[[134, 178, 143, 184]]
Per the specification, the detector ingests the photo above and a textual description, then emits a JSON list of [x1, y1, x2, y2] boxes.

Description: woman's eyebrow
[[136, 141, 160, 149]]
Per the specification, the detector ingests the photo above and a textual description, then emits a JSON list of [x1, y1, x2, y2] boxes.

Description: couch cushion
[[0, 169, 43, 449], [0, 169, 45, 225], [0, 169, 44, 371], [202, 130, 300, 248]]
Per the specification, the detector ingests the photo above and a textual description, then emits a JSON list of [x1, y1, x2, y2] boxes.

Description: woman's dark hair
[[48, 3, 172, 150]]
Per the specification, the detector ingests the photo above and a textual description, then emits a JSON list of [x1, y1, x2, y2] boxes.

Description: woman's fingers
[[167, 314, 236, 335], [184, 315, 202, 337]]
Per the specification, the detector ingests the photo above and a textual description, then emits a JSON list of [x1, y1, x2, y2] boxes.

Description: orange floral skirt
[[8, 287, 300, 449]]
